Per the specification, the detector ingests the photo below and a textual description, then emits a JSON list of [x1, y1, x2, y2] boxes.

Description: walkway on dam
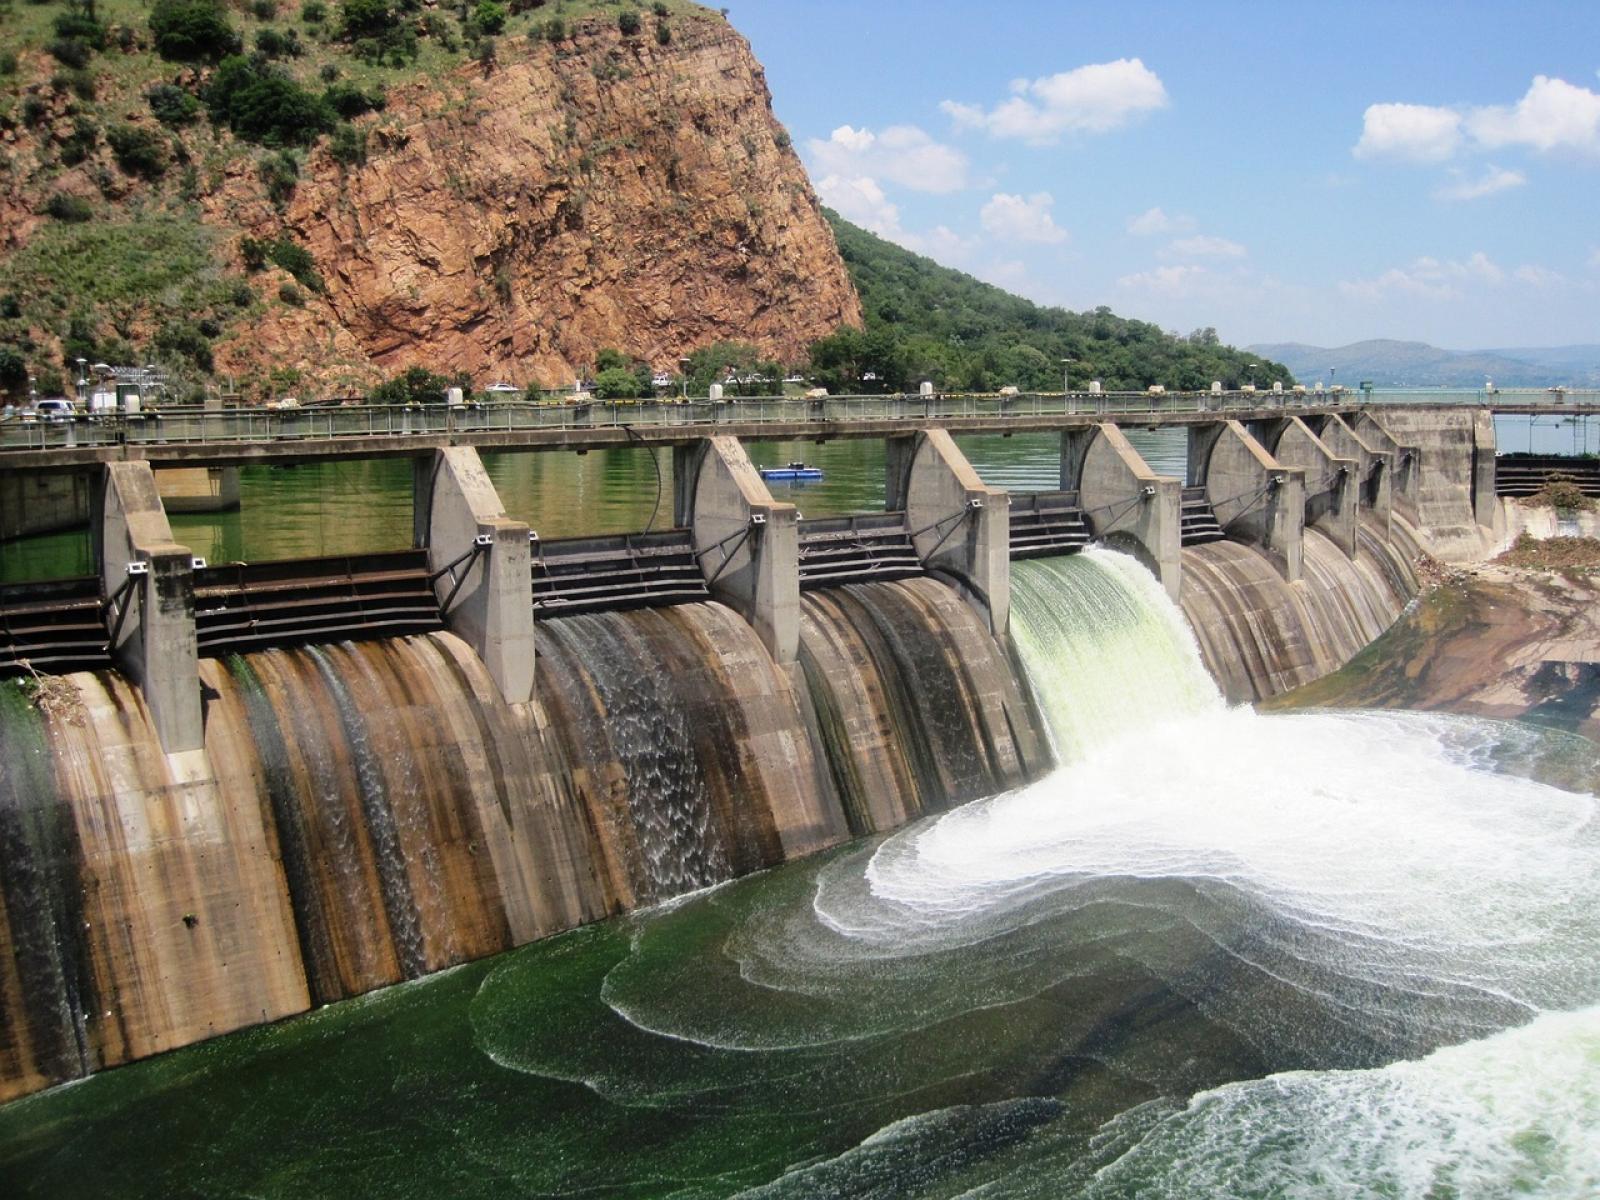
[[3, 387, 1595, 472]]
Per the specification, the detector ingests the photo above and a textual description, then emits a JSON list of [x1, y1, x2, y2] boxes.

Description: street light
[[1061, 357, 1075, 412], [678, 357, 690, 402], [1246, 362, 1257, 389]]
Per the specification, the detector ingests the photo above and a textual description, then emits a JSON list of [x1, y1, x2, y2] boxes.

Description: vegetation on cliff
[[811, 213, 1292, 394]]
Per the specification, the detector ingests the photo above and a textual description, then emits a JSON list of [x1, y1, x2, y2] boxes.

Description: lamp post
[[1330, 366, 1336, 392], [1246, 362, 1257, 390], [75, 357, 87, 409], [678, 357, 690, 402], [1061, 357, 1075, 413]]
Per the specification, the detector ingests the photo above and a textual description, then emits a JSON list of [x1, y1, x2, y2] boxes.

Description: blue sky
[[733, 1, 1600, 350]]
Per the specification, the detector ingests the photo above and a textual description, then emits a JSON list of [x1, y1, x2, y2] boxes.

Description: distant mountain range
[[1246, 339, 1600, 389]]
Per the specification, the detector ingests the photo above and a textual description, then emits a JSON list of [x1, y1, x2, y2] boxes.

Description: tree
[[150, 0, 241, 62], [0, 347, 27, 397], [370, 366, 452, 405], [595, 367, 646, 399], [474, 0, 507, 34]]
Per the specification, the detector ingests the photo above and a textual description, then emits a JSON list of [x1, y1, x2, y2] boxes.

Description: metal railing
[[3, 387, 1596, 456]]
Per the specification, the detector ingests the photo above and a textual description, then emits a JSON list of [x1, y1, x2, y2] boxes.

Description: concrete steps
[[1180, 486, 1226, 546]]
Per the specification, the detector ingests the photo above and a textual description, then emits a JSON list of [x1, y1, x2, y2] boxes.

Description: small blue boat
[[760, 461, 824, 481]]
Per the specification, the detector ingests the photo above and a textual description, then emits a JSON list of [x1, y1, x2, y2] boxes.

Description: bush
[[227, 278, 255, 307], [150, 0, 241, 62], [474, 0, 506, 34], [278, 281, 303, 305], [58, 116, 99, 165], [370, 365, 451, 405], [0, 51, 18, 77], [319, 62, 340, 82], [301, 0, 326, 21], [654, 20, 669, 45], [0, 347, 27, 394], [327, 123, 366, 166], [106, 123, 170, 178], [254, 27, 302, 59], [48, 38, 94, 69], [257, 149, 298, 204], [146, 83, 201, 127], [652, 1, 667, 14], [153, 319, 213, 372], [322, 81, 384, 118], [419, 10, 455, 50], [250, 0, 278, 18], [206, 56, 334, 145], [44, 192, 94, 223], [21, 96, 50, 127], [340, 0, 393, 39], [53, 8, 107, 48], [617, 10, 640, 35], [595, 366, 646, 400], [542, 16, 564, 40]]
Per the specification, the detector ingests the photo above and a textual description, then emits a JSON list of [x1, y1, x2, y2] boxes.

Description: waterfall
[[1010, 550, 1221, 762]]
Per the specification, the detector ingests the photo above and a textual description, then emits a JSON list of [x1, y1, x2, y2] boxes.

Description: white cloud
[[1353, 102, 1463, 162], [1514, 264, 1566, 287], [1126, 206, 1195, 236], [1467, 76, 1600, 155], [979, 192, 1068, 243], [815, 174, 903, 238], [1165, 234, 1247, 259], [806, 124, 970, 193], [1339, 252, 1504, 302], [1433, 164, 1527, 201], [942, 58, 1168, 142], [1116, 264, 1209, 296], [813, 174, 976, 265]]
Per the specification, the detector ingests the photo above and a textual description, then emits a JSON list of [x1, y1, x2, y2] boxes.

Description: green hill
[[810, 213, 1291, 394]]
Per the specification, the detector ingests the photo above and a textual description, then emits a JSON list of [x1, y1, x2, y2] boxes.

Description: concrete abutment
[[1061, 423, 1182, 599]]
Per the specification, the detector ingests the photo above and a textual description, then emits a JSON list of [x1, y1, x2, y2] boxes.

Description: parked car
[[35, 398, 75, 421]]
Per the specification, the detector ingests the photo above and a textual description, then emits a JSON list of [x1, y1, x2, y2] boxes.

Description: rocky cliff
[[0, 5, 861, 396]]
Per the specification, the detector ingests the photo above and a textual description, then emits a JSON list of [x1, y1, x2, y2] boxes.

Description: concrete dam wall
[[1, 406, 1496, 1101]]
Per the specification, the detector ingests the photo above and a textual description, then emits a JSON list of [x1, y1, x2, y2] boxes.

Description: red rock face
[[209, 15, 862, 392]]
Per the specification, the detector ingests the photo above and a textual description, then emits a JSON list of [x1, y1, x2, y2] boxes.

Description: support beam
[[1189, 421, 1304, 581], [1062, 424, 1182, 599], [1270, 418, 1359, 558], [886, 430, 1010, 635], [1471, 409, 1496, 529], [1315, 414, 1394, 536], [1350, 413, 1420, 520], [414, 447, 535, 705], [97, 462, 203, 753], [675, 437, 799, 664]]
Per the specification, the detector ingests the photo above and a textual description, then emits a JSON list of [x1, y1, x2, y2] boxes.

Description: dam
[[0, 400, 1596, 1197]]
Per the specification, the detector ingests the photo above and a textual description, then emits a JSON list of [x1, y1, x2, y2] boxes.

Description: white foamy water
[[1085, 1005, 1600, 1199]]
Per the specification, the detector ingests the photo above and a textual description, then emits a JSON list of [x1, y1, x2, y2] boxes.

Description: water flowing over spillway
[[3, 551, 1598, 1197]]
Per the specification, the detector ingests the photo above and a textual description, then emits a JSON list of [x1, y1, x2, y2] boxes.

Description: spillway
[[4, 545, 1594, 1199]]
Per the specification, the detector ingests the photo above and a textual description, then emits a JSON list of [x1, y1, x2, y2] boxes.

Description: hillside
[[1249, 339, 1597, 389], [0, 0, 858, 399], [814, 214, 1291, 394]]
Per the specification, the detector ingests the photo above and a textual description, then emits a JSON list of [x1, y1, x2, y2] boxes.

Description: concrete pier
[[1268, 418, 1358, 558], [1062, 423, 1182, 599], [674, 436, 800, 664], [886, 430, 1011, 635], [1189, 421, 1303, 581], [1471, 410, 1497, 529], [1350, 414, 1420, 520], [1315, 415, 1394, 537], [96, 462, 203, 753], [414, 447, 536, 705], [156, 466, 241, 513], [0, 470, 91, 540]]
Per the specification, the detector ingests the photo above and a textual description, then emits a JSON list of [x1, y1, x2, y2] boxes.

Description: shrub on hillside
[[327, 124, 366, 166], [322, 81, 384, 118], [106, 124, 170, 178], [617, 11, 640, 35], [340, 0, 394, 39], [153, 319, 214, 372], [146, 83, 201, 127], [474, 0, 506, 34], [302, 0, 326, 22], [0, 347, 28, 395], [206, 56, 334, 145], [370, 365, 452, 405], [255, 27, 303, 59], [58, 116, 99, 165], [44, 191, 94, 222], [53, 7, 107, 48], [257, 149, 298, 205], [48, 38, 95, 69], [150, 0, 241, 62]]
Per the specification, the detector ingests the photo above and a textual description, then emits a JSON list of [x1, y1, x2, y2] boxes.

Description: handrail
[[3, 388, 1598, 458]]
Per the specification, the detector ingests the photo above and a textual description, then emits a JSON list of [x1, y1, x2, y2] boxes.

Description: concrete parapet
[[1316, 414, 1394, 536], [96, 462, 203, 753], [1270, 418, 1358, 558], [156, 467, 241, 514], [1189, 421, 1303, 581], [1063, 424, 1182, 599], [1471, 409, 1496, 529], [885, 430, 1011, 635], [414, 447, 535, 705], [673, 436, 799, 664]]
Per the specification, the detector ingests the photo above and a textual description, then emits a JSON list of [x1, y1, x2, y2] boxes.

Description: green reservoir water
[[0, 430, 1188, 582], [3, 552, 1598, 1197]]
